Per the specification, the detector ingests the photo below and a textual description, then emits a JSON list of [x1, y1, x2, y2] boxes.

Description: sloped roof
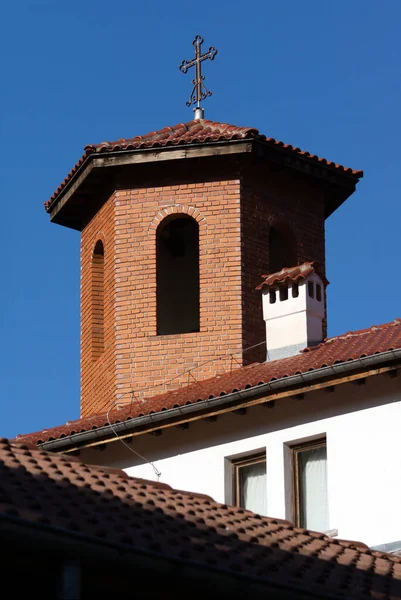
[[1, 437, 400, 598], [256, 261, 329, 290], [16, 319, 401, 447], [45, 119, 363, 211]]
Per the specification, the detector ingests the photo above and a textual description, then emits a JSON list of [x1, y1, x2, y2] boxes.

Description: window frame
[[290, 436, 327, 528], [232, 451, 266, 509]]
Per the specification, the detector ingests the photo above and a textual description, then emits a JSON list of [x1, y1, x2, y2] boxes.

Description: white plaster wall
[[82, 374, 401, 548]]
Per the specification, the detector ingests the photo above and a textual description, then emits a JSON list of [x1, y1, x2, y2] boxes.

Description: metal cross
[[179, 35, 218, 110]]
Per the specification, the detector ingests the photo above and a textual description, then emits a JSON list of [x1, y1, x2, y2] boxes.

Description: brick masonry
[[240, 164, 326, 364], [80, 158, 326, 417], [81, 200, 116, 417], [81, 178, 244, 417]]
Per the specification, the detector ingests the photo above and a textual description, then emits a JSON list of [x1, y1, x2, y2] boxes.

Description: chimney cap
[[256, 261, 329, 291]]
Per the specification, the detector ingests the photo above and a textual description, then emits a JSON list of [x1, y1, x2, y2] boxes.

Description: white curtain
[[300, 446, 328, 531], [241, 461, 267, 515]]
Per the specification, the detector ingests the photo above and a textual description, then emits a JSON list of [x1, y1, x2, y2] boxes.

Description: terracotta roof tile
[[45, 119, 363, 211], [0, 438, 400, 598], [256, 261, 329, 290], [16, 319, 401, 447], [87, 120, 258, 152]]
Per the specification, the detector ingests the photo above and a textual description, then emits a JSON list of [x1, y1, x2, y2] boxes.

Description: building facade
[[17, 117, 401, 554]]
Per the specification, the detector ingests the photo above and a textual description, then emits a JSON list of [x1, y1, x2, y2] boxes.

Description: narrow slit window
[[291, 438, 328, 531], [279, 285, 288, 302], [92, 240, 104, 359], [157, 215, 200, 335], [308, 281, 314, 298], [316, 284, 322, 302], [232, 453, 267, 515], [292, 283, 299, 298], [269, 289, 277, 304]]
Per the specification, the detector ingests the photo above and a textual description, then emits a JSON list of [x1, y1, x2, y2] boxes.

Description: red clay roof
[[87, 119, 257, 152], [256, 261, 328, 290], [1, 437, 400, 598], [16, 319, 401, 447], [45, 119, 363, 211]]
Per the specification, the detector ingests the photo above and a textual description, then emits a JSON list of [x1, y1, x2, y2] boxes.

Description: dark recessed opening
[[157, 215, 200, 335], [279, 285, 288, 301], [269, 223, 297, 273], [92, 240, 105, 359]]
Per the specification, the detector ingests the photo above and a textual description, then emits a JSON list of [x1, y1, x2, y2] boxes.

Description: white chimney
[[256, 262, 327, 361]]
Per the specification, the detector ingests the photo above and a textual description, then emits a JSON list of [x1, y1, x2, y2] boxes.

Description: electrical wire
[[106, 405, 162, 480], [97, 338, 267, 413], [99, 338, 267, 478]]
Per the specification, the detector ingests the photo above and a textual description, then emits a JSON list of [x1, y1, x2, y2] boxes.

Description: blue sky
[[2, 1, 401, 438]]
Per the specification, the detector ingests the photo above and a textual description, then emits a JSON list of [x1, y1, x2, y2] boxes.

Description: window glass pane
[[239, 460, 267, 515], [299, 445, 328, 531]]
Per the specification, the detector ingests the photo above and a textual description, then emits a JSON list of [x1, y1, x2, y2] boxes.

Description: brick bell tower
[[45, 41, 362, 418]]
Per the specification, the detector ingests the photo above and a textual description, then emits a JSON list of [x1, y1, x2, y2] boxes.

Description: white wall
[[262, 273, 325, 360], [82, 373, 401, 548]]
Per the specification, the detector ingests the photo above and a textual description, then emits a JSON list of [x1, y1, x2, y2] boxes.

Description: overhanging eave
[[47, 138, 362, 231], [48, 140, 253, 230]]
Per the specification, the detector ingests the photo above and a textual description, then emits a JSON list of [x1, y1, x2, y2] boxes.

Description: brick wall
[[241, 164, 326, 363], [80, 178, 244, 417], [80, 158, 327, 418], [81, 199, 116, 417]]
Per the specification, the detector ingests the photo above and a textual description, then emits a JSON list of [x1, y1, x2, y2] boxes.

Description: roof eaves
[[37, 348, 401, 453], [45, 137, 253, 215], [45, 150, 94, 213], [256, 137, 363, 179]]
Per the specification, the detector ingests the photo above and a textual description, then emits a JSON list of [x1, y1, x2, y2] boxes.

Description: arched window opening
[[268, 223, 297, 274], [92, 240, 104, 358], [157, 216, 200, 335]]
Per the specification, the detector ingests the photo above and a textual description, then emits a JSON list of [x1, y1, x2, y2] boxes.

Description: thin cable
[[95, 339, 267, 418], [119, 339, 267, 404], [96, 337, 266, 476], [106, 405, 162, 480]]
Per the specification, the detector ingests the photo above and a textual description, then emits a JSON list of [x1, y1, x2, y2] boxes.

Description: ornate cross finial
[[179, 35, 218, 119]]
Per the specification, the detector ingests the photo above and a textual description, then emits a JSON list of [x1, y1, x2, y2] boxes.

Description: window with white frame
[[231, 452, 267, 515], [290, 437, 328, 531]]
